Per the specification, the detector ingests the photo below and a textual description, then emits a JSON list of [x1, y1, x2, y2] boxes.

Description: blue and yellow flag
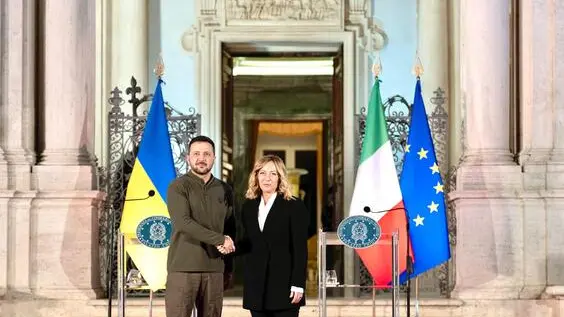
[[399, 79, 451, 282], [119, 79, 176, 291]]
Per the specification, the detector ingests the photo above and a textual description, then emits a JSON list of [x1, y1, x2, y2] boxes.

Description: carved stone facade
[[184, 0, 386, 52], [225, 0, 343, 22]]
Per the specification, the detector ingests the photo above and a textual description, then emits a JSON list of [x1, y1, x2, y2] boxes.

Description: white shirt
[[258, 193, 304, 294], [258, 193, 277, 232]]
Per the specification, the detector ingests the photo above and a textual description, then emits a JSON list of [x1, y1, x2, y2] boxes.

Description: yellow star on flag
[[430, 162, 440, 174], [417, 148, 428, 159], [433, 182, 444, 194], [427, 201, 439, 213], [413, 214, 425, 227]]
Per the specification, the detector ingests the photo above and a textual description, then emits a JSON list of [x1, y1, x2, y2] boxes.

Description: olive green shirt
[[166, 171, 235, 273]]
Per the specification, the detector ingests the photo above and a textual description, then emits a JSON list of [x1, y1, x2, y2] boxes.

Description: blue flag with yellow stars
[[399, 79, 451, 282]]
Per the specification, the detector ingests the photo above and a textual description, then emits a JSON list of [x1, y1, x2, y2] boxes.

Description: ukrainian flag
[[119, 79, 176, 291]]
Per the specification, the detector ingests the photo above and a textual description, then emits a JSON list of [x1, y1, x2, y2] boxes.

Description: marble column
[[519, 0, 553, 166], [0, 0, 7, 298], [30, 0, 103, 300], [451, 0, 528, 300], [418, 0, 448, 118], [34, 0, 96, 189], [459, 0, 514, 165], [547, 0, 564, 195], [547, 0, 564, 292], [111, 0, 149, 115], [519, 0, 564, 297], [519, 0, 564, 190], [553, 0, 564, 165], [417, 0, 450, 173], [416, 0, 450, 295], [448, 0, 462, 169], [0, 0, 36, 297], [1, 1, 36, 190]]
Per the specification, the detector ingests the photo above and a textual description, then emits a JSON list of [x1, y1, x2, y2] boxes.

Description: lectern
[[317, 229, 401, 317]]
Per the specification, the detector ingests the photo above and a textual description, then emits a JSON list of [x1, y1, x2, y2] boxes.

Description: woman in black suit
[[228, 155, 309, 317]]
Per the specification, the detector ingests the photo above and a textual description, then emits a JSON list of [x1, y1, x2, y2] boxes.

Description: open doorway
[[220, 42, 345, 297]]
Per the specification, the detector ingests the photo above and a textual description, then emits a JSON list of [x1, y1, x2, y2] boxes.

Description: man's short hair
[[188, 135, 215, 154]]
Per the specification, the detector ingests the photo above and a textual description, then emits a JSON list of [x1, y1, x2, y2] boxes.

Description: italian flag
[[349, 79, 410, 286]]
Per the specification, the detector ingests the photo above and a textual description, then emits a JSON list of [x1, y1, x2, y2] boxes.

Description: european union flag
[[399, 79, 451, 282]]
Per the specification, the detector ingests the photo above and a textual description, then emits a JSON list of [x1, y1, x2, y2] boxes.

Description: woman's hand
[[289, 290, 303, 304], [216, 235, 235, 254]]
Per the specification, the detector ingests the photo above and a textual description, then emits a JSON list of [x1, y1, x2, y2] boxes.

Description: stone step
[[88, 297, 464, 317]]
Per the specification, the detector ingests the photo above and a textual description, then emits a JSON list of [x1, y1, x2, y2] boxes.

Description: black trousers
[[165, 272, 224, 317], [250, 308, 300, 317]]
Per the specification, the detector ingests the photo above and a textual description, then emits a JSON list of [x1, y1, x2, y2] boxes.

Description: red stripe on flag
[[356, 201, 411, 287]]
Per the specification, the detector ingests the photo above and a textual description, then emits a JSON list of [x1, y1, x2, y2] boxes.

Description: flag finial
[[153, 53, 165, 78], [412, 51, 423, 78], [371, 55, 382, 77]]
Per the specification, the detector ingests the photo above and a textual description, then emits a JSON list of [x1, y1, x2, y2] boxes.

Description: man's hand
[[216, 235, 235, 254]]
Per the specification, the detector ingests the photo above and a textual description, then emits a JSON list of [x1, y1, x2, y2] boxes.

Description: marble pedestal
[[450, 162, 564, 302], [0, 190, 105, 303]]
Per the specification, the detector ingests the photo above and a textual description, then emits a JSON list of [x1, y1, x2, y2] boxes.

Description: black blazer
[[236, 195, 309, 311]]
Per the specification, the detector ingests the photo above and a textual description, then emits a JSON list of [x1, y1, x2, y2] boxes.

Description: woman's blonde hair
[[245, 155, 293, 200]]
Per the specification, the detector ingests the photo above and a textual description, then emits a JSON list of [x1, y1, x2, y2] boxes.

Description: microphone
[[125, 190, 156, 202], [363, 206, 406, 214]]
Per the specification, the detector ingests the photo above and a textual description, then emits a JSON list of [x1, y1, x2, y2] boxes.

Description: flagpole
[[401, 53, 425, 317], [410, 62, 421, 309], [146, 54, 164, 317], [415, 276, 420, 317], [370, 59, 380, 317]]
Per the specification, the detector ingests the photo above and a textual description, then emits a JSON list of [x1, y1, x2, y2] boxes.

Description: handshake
[[216, 235, 235, 255]]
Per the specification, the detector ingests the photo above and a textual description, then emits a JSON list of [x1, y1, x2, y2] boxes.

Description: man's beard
[[190, 163, 212, 175]]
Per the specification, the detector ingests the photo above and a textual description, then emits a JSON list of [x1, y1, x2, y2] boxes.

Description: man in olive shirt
[[165, 135, 236, 317]]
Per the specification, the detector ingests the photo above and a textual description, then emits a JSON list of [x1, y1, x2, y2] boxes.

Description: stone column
[[418, 0, 448, 120], [519, 0, 554, 167], [0, 0, 36, 297], [451, 0, 527, 300], [416, 0, 450, 295], [448, 0, 462, 168], [519, 0, 564, 298], [0, 0, 7, 190], [1, 1, 36, 190], [519, 2, 564, 187], [0, 0, 7, 298], [546, 0, 564, 294], [111, 0, 149, 115], [553, 0, 564, 166], [34, 0, 96, 188], [30, 0, 103, 299], [459, 0, 514, 165]]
